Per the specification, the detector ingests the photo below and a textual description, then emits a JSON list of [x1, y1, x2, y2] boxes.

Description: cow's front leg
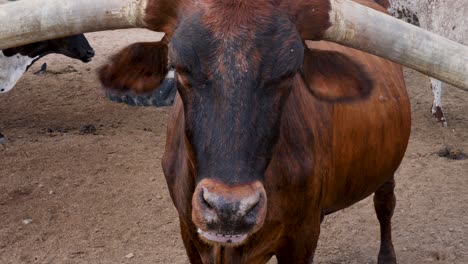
[[275, 214, 321, 264]]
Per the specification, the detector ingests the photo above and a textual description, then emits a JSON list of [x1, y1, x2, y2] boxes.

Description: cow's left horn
[[324, 0, 468, 91], [0, 0, 148, 50]]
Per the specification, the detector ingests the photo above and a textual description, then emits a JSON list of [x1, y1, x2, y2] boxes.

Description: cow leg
[[275, 215, 321, 264], [374, 176, 397, 264], [430, 78, 447, 127]]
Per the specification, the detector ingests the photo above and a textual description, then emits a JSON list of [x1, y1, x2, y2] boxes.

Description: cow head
[[98, 0, 373, 246], [2, 34, 95, 64], [172, 9, 304, 245]]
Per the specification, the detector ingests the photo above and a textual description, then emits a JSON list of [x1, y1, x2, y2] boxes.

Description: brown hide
[[91, 0, 413, 262], [163, 40, 410, 263], [161, 1, 411, 262], [304, 41, 411, 213]]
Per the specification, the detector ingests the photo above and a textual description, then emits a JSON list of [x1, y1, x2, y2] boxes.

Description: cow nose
[[201, 186, 261, 218], [86, 49, 95, 58], [192, 179, 267, 245]]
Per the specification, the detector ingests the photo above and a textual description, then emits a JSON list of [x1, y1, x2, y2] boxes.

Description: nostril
[[239, 193, 261, 216], [200, 188, 214, 210], [87, 49, 95, 57]]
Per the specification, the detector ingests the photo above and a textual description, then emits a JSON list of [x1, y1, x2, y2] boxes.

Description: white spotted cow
[[0, 0, 95, 94], [0, 34, 95, 143], [0, 0, 95, 144], [0, 35, 95, 93], [376, 0, 467, 126]]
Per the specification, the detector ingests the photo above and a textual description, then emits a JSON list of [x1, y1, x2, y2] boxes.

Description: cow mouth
[[82, 57, 93, 63], [197, 229, 248, 245]]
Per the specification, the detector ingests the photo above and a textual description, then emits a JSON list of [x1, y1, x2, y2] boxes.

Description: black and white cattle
[[0, 1, 95, 143], [0, 34, 95, 93], [379, 0, 467, 126]]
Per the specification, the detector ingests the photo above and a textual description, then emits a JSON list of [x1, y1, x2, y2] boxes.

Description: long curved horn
[[324, 0, 468, 91], [0, 0, 148, 50]]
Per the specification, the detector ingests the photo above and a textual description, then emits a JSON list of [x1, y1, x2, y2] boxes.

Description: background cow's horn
[[0, 0, 148, 50], [324, 0, 468, 91]]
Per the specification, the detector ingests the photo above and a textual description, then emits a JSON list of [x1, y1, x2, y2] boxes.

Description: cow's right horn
[[323, 0, 468, 91], [0, 0, 148, 50]]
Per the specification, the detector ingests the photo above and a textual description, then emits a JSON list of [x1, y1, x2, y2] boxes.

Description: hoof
[[378, 244, 396, 264], [431, 106, 447, 127]]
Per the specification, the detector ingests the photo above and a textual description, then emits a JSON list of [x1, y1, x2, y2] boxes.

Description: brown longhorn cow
[[161, 42, 410, 264], [1, 0, 467, 263], [100, 1, 410, 263]]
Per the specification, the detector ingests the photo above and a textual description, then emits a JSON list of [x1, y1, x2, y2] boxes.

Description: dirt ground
[[0, 30, 467, 264]]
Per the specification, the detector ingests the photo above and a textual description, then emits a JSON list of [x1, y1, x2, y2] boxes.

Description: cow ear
[[98, 41, 168, 94], [300, 48, 373, 102]]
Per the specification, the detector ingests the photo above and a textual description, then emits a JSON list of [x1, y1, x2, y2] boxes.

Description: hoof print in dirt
[[105, 77, 176, 107], [80, 124, 97, 135], [46, 127, 70, 134], [437, 147, 467, 160]]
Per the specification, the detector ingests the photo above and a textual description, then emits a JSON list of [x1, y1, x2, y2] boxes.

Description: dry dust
[[0, 30, 467, 264]]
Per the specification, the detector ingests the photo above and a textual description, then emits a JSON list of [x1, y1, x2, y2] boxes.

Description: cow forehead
[[169, 11, 303, 79]]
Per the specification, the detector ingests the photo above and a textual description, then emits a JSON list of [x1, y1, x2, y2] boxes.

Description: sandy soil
[[0, 30, 467, 264]]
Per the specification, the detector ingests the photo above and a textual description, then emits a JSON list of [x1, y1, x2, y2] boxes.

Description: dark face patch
[[169, 8, 304, 185]]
